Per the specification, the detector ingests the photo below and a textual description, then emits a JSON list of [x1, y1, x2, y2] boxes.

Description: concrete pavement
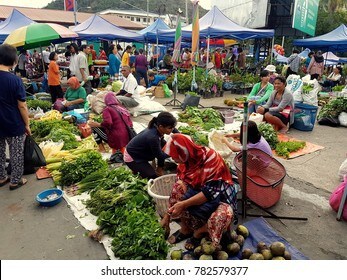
[[0, 92, 346, 260]]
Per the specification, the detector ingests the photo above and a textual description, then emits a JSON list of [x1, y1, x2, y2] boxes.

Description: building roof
[[0, 5, 144, 30], [100, 9, 160, 17]]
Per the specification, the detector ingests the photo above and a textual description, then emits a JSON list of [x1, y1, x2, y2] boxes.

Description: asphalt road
[[0, 93, 346, 260]]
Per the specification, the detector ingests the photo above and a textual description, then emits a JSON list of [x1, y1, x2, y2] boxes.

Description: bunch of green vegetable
[[178, 106, 224, 131], [59, 150, 107, 186], [317, 97, 347, 119], [30, 119, 79, 142], [257, 123, 279, 149], [178, 126, 209, 146], [44, 128, 79, 150], [78, 167, 169, 260], [332, 85, 345, 92], [99, 75, 111, 88], [302, 84, 314, 93], [275, 141, 306, 158], [27, 99, 52, 112]]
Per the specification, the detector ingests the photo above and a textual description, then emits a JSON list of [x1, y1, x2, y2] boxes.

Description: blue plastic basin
[[36, 189, 63, 207]]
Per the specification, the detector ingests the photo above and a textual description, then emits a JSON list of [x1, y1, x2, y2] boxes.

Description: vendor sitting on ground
[[321, 66, 342, 88], [115, 65, 139, 108], [147, 70, 167, 87], [247, 70, 274, 113], [60, 77, 86, 111], [222, 121, 272, 156], [256, 76, 294, 134], [88, 92, 133, 163], [124, 112, 177, 179], [161, 134, 238, 250]]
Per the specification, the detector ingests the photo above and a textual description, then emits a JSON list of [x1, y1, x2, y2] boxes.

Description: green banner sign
[[292, 0, 320, 36]]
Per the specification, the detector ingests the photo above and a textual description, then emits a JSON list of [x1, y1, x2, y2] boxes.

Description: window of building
[[143, 18, 147, 22], [131, 17, 134, 21], [136, 17, 141, 22]]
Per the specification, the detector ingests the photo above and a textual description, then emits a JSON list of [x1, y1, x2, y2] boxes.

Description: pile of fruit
[[170, 224, 292, 260], [224, 97, 246, 107]]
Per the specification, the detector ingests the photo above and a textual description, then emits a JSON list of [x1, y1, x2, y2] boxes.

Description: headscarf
[[67, 77, 80, 90], [163, 134, 232, 188], [314, 52, 324, 63], [104, 92, 130, 117]]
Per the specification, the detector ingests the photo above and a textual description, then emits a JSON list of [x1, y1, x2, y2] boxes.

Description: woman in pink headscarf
[[88, 92, 133, 161]]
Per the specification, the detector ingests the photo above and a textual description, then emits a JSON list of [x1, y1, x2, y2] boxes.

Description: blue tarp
[[158, 6, 274, 42], [293, 24, 347, 52], [138, 18, 170, 43], [72, 14, 144, 42], [0, 9, 35, 43], [236, 217, 309, 260]]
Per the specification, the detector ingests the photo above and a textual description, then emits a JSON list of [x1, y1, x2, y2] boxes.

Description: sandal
[[9, 178, 27, 191], [184, 236, 202, 250], [0, 177, 10, 187], [167, 230, 192, 244]]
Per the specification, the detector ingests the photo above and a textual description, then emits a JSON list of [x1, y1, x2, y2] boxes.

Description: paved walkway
[[0, 92, 346, 260]]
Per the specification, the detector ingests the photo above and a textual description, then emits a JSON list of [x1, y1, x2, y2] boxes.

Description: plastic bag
[[318, 116, 340, 127], [338, 112, 347, 127], [162, 84, 172, 97], [208, 130, 232, 159], [338, 158, 347, 181], [302, 80, 320, 106], [329, 176, 347, 221], [8, 135, 47, 175]]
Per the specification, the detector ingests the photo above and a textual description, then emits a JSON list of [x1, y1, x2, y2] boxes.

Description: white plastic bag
[[208, 130, 232, 159], [302, 80, 320, 106], [338, 157, 347, 181], [249, 113, 264, 124], [338, 112, 347, 127]]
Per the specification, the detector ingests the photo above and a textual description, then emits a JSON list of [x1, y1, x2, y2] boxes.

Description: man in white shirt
[[76, 44, 92, 94], [116, 65, 139, 108], [42, 47, 50, 70]]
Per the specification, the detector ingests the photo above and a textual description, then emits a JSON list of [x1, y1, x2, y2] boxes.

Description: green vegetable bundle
[[45, 128, 79, 150], [275, 141, 306, 158], [317, 97, 347, 119], [27, 99, 52, 112], [79, 167, 169, 260], [30, 119, 79, 142], [178, 126, 209, 146], [59, 150, 107, 186], [257, 123, 279, 149], [178, 106, 224, 131]]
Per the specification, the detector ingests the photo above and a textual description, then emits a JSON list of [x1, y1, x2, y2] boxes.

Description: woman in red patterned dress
[[161, 134, 238, 250]]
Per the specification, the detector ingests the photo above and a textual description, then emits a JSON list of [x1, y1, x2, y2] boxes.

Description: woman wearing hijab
[[62, 77, 86, 111], [307, 51, 324, 80], [88, 92, 133, 159], [162, 134, 238, 250]]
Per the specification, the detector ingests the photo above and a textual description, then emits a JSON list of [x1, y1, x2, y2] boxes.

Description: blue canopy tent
[[158, 6, 274, 41], [293, 24, 347, 52], [0, 9, 36, 43], [138, 18, 170, 43], [72, 14, 144, 42]]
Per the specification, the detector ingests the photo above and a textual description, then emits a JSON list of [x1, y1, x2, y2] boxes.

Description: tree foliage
[[45, 0, 207, 22]]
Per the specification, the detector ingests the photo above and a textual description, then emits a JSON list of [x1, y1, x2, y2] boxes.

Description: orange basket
[[233, 148, 286, 208]]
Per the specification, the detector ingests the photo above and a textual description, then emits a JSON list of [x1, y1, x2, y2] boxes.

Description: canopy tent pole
[[205, 35, 210, 78], [270, 36, 275, 64], [156, 31, 159, 70]]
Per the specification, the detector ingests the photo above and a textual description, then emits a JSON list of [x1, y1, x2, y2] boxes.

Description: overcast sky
[[0, 0, 211, 9]]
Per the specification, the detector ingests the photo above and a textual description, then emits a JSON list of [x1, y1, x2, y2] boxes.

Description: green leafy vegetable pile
[[318, 98, 347, 119], [257, 123, 279, 149], [178, 106, 224, 131], [27, 99, 52, 112], [44, 128, 79, 150], [178, 126, 209, 146], [76, 167, 169, 260], [275, 141, 306, 158], [30, 119, 79, 142], [59, 150, 108, 186]]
